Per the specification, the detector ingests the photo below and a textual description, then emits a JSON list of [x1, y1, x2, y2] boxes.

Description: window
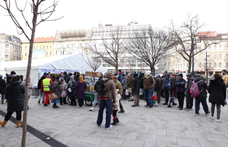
[[46, 52, 48, 56], [219, 54, 222, 59], [214, 62, 217, 68], [226, 45, 228, 50], [219, 62, 222, 68], [50, 51, 52, 55], [218, 45, 221, 50], [198, 46, 201, 49], [63, 51, 64, 55], [208, 46, 211, 50], [214, 45, 217, 50], [226, 62, 228, 67], [5, 44, 9, 48], [47, 46, 48, 49], [5, 54, 8, 58], [209, 54, 211, 59], [25, 53, 27, 56], [43, 46, 45, 49], [40, 46, 42, 49], [60, 51, 62, 54], [50, 45, 52, 49], [214, 54, 217, 59], [56, 51, 58, 55], [199, 63, 201, 67], [226, 54, 228, 59]]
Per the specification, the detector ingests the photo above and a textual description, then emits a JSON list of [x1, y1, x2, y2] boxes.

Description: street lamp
[[189, 38, 197, 74], [205, 52, 209, 84]]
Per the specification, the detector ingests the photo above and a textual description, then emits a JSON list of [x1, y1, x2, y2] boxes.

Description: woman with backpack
[[193, 74, 210, 116], [208, 74, 226, 122], [75, 76, 87, 108]]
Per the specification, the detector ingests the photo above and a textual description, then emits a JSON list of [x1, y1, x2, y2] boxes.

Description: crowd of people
[[0, 69, 227, 129]]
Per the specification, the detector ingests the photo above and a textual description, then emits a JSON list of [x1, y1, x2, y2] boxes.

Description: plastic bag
[[61, 90, 67, 97], [139, 89, 143, 95], [125, 89, 129, 96]]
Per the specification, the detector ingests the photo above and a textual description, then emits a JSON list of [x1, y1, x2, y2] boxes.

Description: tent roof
[[0, 54, 107, 73]]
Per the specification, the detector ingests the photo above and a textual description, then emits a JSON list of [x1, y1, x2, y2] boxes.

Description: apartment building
[[0, 33, 22, 62]]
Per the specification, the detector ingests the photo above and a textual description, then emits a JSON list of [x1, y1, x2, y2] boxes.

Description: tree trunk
[[150, 65, 155, 76], [21, 6, 39, 147], [115, 65, 118, 74], [187, 58, 192, 74]]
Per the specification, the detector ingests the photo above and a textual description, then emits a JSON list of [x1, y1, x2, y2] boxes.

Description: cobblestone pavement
[[0, 97, 228, 147]]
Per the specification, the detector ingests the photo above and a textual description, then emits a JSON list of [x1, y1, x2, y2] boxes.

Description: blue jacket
[[175, 78, 186, 93], [118, 73, 123, 82]]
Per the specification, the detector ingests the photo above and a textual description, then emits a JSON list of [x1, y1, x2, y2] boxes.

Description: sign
[[32, 50, 45, 59], [198, 31, 217, 38]]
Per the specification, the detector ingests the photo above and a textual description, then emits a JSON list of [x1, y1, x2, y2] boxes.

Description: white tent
[[0, 54, 107, 85]]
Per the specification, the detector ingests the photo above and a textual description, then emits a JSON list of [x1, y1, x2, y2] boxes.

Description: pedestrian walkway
[[0, 97, 227, 147]]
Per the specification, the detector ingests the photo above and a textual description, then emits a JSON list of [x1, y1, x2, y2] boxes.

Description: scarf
[[79, 76, 84, 83]]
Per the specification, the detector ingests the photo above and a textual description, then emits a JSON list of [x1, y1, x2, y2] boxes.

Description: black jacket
[[37, 76, 46, 90], [154, 78, 161, 91], [6, 75, 13, 86], [208, 77, 226, 106], [6, 81, 25, 112], [0, 77, 6, 94], [186, 77, 194, 94], [132, 77, 141, 95], [194, 77, 208, 99]]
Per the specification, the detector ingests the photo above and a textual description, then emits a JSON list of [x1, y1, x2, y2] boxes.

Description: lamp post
[[189, 38, 196, 74], [205, 52, 209, 84]]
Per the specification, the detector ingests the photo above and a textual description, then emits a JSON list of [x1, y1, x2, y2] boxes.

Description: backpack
[[190, 80, 203, 97], [96, 79, 110, 96], [164, 80, 171, 90]]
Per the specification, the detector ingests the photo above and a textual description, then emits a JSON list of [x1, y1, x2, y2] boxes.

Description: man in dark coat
[[154, 74, 161, 104], [131, 74, 141, 107], [162, 70, 170, 105], [0, 74, 6, 104], [6, 71, 16, 86], [194, 74, 210, 115], [175, 74, 186, 110], [186, 73, 194, 109]]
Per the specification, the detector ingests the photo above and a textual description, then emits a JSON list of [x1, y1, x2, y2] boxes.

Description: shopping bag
[[48, 93, 58, 101], [139, 89, 143, 95], [61, 90, 67, 97], [125, 89, 129, 96]]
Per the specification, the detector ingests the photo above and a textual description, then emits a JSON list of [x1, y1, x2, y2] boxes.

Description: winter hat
[[145, 71, 150, 79], [179, 74, 183, 77], [11, 71, 16, 75], [133, 73, 138, 78], [61, 78, 64, 81], [187, 73, 192, 77]]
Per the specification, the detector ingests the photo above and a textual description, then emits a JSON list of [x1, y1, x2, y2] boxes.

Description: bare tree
[[124, 28, 173, 75], [196, 58, 214, 72], [82, 54, 101, 72], [0, 1, 62, 146], [89, 26, 125, 74], [167, 14, 221, 73]]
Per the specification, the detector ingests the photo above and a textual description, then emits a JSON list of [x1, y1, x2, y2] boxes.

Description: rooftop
[[34, 37, 55, 42]]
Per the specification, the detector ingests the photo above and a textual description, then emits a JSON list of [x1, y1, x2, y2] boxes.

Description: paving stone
[[121, 139, 145, 147], [117, 131, 138, 140], [156, 135, 177, 144], [167, 130, 186, 137], [81, 135, 105, 145], [204, 133, 228, 142], [144, 141, 166, 147], [177, 137, 200, 147], [135, 133, 156, 142], [100, 137, 124, 147]]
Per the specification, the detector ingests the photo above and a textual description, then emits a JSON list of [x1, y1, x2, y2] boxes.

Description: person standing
[[131, 73, 141, 107], [127, 74, 133, 98], [194, 74, 210, 115], [67, 77, 76, 106], [113, 76, 125, 113], [75, 76, 87, 108], [121, 74, 128, 100], [162, 70, 170, 105], [51, 76, 61, 108], [41, 75, 53, 106], [186, 73, 194, 109], [0, 75, 24, 127], [168, 73, 177, 107], [37, 73, 46, 104], [0, 74, 6, 104], [97, 73, 116, 129], [60, 78, 68, 105], [175, 74, 186, 110], [208, 74, 226, 122], [154, 74, 161, 104], [143, 71, 155, 108], [221, 69, 228, 100], [111, 89, 121, 125]]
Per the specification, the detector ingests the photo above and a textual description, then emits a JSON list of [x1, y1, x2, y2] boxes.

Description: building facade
[[0, 33, 22, 62], [54, 29, 92, 56], [91, 23, 158, 73], [164, 32, 228, 75], [22, 37, 55, 60]]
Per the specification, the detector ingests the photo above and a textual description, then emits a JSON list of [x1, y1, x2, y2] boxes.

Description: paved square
[[0, 97, 228, 147]]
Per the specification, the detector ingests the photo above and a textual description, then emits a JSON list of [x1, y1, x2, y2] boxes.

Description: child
[[152, 93, 158, 107], [111, 89, 121, 125]]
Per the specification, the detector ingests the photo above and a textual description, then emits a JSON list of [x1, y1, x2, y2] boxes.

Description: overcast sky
[[0, 0, 227, 41]]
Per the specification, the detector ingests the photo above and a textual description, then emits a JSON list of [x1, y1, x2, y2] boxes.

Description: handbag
[[139, 89, 143, 95], [48, 93, 58, 101]]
